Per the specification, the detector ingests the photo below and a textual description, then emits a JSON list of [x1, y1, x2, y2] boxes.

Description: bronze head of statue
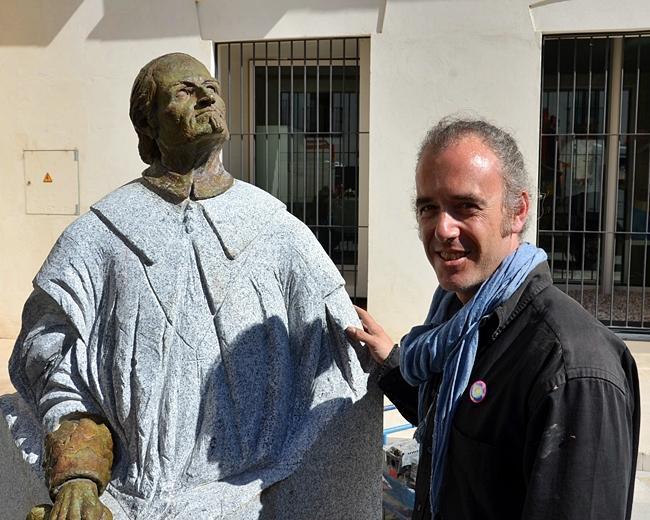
[[129, 53, 229, 173]]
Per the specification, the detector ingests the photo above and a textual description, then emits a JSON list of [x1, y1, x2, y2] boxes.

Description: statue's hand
[[48, 479, 112, 520]]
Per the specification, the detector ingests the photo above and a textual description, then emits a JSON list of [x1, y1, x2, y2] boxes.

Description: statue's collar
[[90, 178, 286, 264], [141, 159, 234, 202]]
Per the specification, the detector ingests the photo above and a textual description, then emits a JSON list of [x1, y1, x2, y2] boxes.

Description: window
[[539, 34, 650, 331], [215, 39, 369, 303]]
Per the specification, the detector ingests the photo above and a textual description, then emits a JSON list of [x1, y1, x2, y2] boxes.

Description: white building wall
[[196, 0, 544, 340], [367, 0, 542, 339], [4, 0, 650, 342], [0, 0, 211, 337]]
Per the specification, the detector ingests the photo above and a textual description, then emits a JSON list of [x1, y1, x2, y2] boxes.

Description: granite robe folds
[[8, 179, 374, 518]]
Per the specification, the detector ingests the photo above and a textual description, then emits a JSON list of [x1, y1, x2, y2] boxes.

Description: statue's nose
[[196, 86, 215, 109]]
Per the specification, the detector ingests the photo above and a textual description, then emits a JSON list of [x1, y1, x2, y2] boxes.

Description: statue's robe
[[9, 179, 371, 518]]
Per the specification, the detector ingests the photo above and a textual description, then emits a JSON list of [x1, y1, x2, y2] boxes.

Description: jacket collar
[[482, 262, 552, 341], [90, 178, 286, 265]]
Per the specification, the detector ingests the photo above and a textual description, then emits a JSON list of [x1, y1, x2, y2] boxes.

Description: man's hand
[[346, 305, 395, 364], [40, 479, 112, 520]]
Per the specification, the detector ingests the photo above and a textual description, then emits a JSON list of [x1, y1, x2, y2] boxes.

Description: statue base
[[0, 391, 382, 519]]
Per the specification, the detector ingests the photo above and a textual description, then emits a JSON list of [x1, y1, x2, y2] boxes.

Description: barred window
[[539, 34, 650, 332], [215, 39, 369, 303]]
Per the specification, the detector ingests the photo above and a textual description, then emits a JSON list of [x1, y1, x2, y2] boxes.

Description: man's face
[[415, 135, 527, 303], [152, 56, 229, 153]]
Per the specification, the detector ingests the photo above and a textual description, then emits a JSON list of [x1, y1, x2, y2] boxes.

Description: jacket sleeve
[[10, 230, 104, 433], [378, 346, 419, 426], [521, 374, 639, 520], [10, 289, 101, 433]]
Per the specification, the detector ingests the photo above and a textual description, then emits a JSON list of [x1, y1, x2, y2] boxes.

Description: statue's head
[[130, 53, 229, 165]]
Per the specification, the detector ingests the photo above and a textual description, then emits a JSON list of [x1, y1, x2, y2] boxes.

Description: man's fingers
[[347, 326, 382, 347], [345, 326, 371, 344], [353, 305, 381, 333], [353, 304, 369, 318], [346, 326, 386, 351]]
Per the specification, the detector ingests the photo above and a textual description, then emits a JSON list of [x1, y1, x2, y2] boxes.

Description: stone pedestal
[[0, 389, 382, 519]]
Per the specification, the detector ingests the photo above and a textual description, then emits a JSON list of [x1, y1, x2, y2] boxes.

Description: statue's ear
[[143, 127, 156, 141], [136, 130, 160, 165], [141, 115, 158, 140]]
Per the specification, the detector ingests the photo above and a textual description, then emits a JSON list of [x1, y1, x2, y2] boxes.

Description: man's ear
[[511, 191, 530, 234]]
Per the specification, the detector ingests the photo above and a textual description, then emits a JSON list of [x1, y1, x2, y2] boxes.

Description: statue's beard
[[206, 112, 224, 134], [189, 110, 225, 137]]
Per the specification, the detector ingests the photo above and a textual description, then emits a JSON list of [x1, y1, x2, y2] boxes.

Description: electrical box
[[24, 149, 79, 215]]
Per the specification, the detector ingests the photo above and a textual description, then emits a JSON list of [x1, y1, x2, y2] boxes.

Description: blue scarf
[[399, 242, 547, 514]]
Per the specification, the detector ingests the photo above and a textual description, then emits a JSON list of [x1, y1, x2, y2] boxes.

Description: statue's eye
[[204, 83, 219, 94], [175, 88, 190, 99]]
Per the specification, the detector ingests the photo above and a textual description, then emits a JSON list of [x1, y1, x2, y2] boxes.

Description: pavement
[[1, 337, 650, 516]]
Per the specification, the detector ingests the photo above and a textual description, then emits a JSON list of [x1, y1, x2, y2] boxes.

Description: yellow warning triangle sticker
[[43, 172, 53, 183]]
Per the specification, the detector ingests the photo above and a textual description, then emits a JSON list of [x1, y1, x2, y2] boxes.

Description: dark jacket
[[379, 263, 640, 520]]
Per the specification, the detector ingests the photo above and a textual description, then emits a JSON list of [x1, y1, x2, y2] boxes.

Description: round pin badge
[[469, 380, 487, 403]]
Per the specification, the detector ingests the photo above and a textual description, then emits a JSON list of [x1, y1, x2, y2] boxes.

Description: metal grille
[[215, 38, 369, 304], [539, 33, 650, 333]]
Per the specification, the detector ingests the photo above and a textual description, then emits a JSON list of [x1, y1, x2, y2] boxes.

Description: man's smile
[[437, 250, 468, 261]]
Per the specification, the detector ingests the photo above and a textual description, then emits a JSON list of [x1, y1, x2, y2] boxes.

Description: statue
[[3, 53, 380, 519]]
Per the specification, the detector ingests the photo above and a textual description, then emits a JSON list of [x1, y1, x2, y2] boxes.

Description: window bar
[[551, 39, 561, 279], [303, 39, 307, 226], [353, 36, 361, 302], [563, 37, 578, 292], [642, 141, 650, 327], [316, 40, 321, 238], [579, 38, 595, 305], [340, 38, 347, 271], [595, 37, 612, 322], [609, 108, 625, 326], [277, 41, 282, 201], [251, 42, 257, 185], [607, 139, 618, 327], [637, 36, 648, 338], [240, 43, 244, 182], [537, 43, 546, 274], [227, 43, 232, 174], [595, 132, 607, 321], [265, 42, 269, 196], [625, 37, 642, 326], [610, 37, 626, 325], [550, 135, 559, 280], [289, 41, 295, 215], [328, 39, 334, 262], [605, 36, 624, 324]]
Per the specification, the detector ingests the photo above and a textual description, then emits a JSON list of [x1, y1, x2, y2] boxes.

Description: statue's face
[[152, 56, 229, 154]]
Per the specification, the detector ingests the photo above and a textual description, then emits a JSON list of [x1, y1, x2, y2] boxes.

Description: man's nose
[[434, 211, 460, 242], [195, 86, 216, 109]]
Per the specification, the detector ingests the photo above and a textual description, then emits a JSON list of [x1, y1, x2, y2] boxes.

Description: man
[[347, 118, 640, 520], [9, 53, 376, 519]]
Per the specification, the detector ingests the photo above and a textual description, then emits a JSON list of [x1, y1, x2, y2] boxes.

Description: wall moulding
[[530, 0, 650, 34], [195, 0, 385, 42]]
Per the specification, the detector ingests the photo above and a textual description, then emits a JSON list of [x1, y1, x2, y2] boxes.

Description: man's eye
[[418, 205, 436, 216], [205, 84, 218, 93], [175, 89, 190, 99], [460, 203, 478, 212]]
